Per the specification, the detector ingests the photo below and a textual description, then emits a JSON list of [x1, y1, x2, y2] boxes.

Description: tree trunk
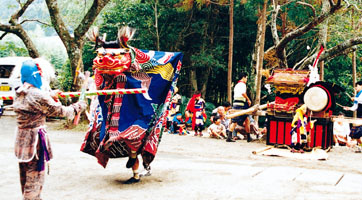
[[352, 8, 357, 118], [227, 0, 234, 103], [67, 43, 84, 91], [190, 68, 198, 95], [318, 0, 329, 81], [154, 0, 160, 51], [253, 0, 268, 123], [45, 0, 110, 90], [200, 67, 211, 98], [14, 26, 40, 58]]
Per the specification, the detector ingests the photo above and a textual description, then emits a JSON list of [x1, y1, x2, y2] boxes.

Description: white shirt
[[233, 81, 246, 100], [333, 121, 350, 137], [350, 91, 362, 111], [208, 123, 226, 135]]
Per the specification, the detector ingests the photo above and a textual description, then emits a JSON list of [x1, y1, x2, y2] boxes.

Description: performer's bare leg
[[126, 150, 137, 168], [132, 158, 140, 180], [125, 156, 140, 184]]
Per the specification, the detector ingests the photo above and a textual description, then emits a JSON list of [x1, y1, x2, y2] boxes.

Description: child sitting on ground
[[208, 116, 227, 139], [333, 112, 356, 147], [173, 112, 189, 135]]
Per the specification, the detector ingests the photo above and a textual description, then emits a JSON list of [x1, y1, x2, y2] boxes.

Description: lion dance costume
[[80, 27, 183, 182]]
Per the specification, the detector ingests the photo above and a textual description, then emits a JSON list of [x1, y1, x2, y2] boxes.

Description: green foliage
[[82, 41, 97, 73], [0, 41, 28, 57], [56, 60, 74, 92]]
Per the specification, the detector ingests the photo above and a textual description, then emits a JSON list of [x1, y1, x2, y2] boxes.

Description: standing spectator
[[208, 116, 227, 139], [186, 91, 206, 136], [226, 72, 251, 142]]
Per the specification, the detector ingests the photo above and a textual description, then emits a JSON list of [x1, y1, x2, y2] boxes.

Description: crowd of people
[[166, 74, 362, 153], [166, 72, 266, 142]]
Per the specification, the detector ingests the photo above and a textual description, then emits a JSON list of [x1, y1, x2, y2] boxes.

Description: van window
[[0, 65, 15, 78]]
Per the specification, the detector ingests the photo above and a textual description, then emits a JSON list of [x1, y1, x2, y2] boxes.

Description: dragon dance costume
[[80, 27, 183, 178], [13, 60, 86, 199]]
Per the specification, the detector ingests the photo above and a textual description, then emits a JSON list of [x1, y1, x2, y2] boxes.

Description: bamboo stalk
[[252, 146, 273, 154]]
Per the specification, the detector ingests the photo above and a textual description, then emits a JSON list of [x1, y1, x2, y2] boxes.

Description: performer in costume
[[290, 104, 315, 153], [13, 59, 86, 199], [226, 72, 252, 142], [344, 81, 362, 145], [81, 26, 183, 184], [186, 91, 206, 136]]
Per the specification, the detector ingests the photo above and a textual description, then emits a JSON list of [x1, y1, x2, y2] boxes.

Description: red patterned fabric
[[272, 96, 299, 112]]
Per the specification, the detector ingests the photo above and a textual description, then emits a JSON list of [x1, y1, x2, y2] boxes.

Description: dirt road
[[1, 115, 362, 200]]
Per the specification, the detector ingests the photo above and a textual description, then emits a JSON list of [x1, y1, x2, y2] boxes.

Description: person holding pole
[[226, 72, 252, 142], [344, 81, 362, 145], [13, 60, 87, 199]]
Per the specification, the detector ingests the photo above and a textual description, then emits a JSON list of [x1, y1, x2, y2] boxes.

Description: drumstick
[[345, 92, 353, 100], [336, 102, 344, 107]]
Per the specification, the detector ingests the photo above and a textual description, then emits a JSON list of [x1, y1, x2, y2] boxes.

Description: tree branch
[[45, 0, 72, 47], [0, 24, 18, 34], [20, 19, 51, 26], [266, 0, 343, 67], [0, 32, 8, 40], [296, 1, 316, 17], [296, 36, 362, 69], [74, 0, 111, 40], [343, 0, 362, 11], [10, 0, 36, 24], [271, 0, 280, 45], [207, 0, 229, 6]]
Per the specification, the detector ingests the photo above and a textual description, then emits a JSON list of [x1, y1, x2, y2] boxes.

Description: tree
[[0, 0, 41, 58], [0, 0, 111, 90], [251, 0, 267, 123], [45, 0, 110, 89], [265, 0, 362, 70]]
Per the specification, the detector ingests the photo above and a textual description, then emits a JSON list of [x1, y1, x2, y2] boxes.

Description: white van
[[0, 57, 31, 107]]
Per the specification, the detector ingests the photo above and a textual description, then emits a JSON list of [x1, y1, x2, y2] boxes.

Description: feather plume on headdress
[[118, 26, 136, 47], [86, 27, 100, 42]]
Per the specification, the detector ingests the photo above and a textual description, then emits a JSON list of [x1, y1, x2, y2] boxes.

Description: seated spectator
[[211, 106, 229, 130], [208, 116, 227, 139], [173, 112, 189, 135], [222, 101, 232, 113], [234, 115, 266, 141], [333, 112, 354, 147]]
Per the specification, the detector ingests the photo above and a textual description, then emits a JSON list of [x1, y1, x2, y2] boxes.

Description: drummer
[[344, 81, 362, 145]]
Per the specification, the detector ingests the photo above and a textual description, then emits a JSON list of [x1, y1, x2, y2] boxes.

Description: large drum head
[[304, 87, 329, 112]]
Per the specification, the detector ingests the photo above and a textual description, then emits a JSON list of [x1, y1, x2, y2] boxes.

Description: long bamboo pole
[[0, 88, 147, 100]]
